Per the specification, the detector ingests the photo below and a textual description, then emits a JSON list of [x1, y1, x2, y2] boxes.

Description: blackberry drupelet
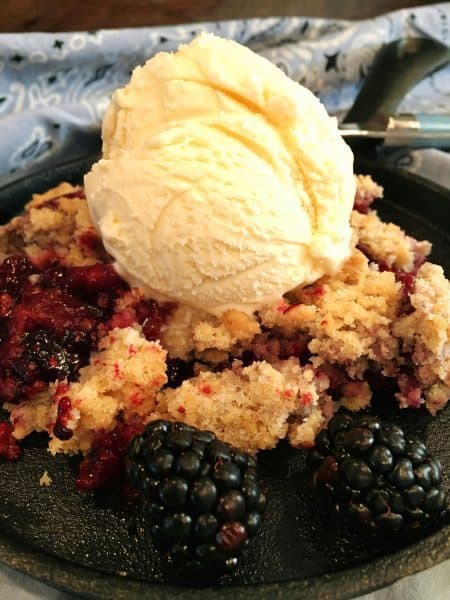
[[308, 413, 447, 534], [126, 420, 266, 572], [165, 358, 195, 389]]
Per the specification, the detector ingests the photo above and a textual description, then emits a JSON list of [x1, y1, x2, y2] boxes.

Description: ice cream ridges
[[85, 33, 355, 316]]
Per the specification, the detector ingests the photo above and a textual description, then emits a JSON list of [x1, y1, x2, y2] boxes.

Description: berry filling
[[376, 257, 425, 317], [76, 418, 145, 492], [353, 187, 378, 215], [397, 373, 423, 410], [53, 396, 74, 441], [0, 422, 21, 460], [251, 331, 311, 363], [0, 259, 127, 404], [41, 188, 86, 210], [0, 252, 178, 489], [104, 297, 175, 338], [0, 252, 176, 409], [165, 359, 196, 389]]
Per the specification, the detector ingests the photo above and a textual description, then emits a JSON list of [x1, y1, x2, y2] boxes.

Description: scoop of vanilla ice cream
[[85, 33, 355, 316]]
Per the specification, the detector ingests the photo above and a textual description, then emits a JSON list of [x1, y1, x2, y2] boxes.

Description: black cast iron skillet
[[0, 153, 448, 599]]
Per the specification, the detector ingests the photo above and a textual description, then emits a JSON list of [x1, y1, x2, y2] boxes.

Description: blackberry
[[308, 413, 447, 534], [126, 420, 265, 572]]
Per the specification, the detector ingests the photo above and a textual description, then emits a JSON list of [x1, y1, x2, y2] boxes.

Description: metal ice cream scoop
[[339, 38, 450, 148], [340, 114, 450, 148]]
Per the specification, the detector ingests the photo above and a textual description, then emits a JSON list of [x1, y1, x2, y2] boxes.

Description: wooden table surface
[[1, 0, 438, 33]]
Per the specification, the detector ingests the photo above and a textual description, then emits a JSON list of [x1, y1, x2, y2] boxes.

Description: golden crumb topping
[[352, 209, 431, 271], [0, 182, 108, 266], [260, 249, 401, 365], [7, 326, 167, 455], [394, 263, 450, 398]]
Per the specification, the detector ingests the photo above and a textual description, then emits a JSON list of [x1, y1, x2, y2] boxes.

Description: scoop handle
[[381, 113, 450, 148], [343, 38, 450, 126], [416, 114, 450, 133]]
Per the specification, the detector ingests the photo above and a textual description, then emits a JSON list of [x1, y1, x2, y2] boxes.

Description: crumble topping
[[353, 174, 383, 214], [7, 326, 167, 455], [0, 182, 108, 267], [260, 248, 401, 366], [39, 470, 53, 487], [355, 174, 384, 198], [155, 360, 297, 453], [351, 209, 431, 271], [0, 175, 448, 469], [155, 358, 331, 452], [161, 305, 260, 362], [393, 262, 450, 413]]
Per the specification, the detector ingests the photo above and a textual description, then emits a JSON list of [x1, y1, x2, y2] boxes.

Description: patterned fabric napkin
[[0, 2, 449, 599], [0, 2, 448, 184]]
